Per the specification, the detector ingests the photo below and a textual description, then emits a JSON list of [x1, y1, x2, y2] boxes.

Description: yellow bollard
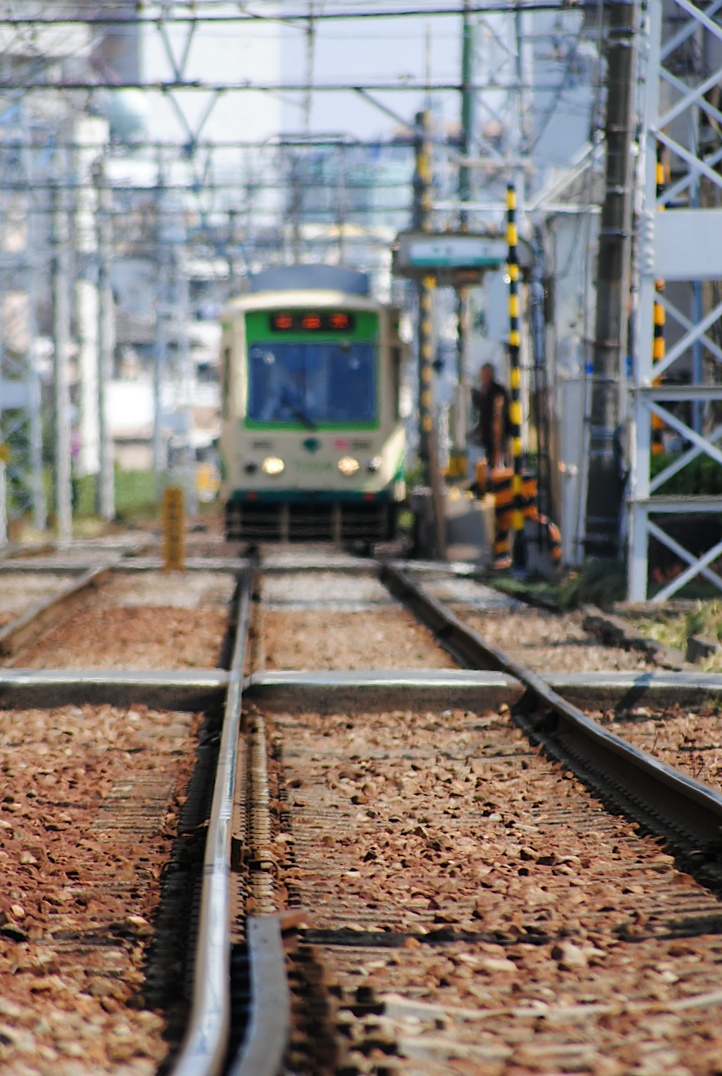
[[162, 486, 185, 571]]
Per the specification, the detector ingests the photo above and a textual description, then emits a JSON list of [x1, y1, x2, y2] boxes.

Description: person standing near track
[[470, 362, 511, 469]]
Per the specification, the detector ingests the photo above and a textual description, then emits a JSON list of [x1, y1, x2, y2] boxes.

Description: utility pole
[[153, 166, 169, 482], [449, 0, 475, 480], [459, 0, 474, 222], [52, 181, 72, 542], [96, 160, 115, 521], [73, 117, 108, 484], [413, 109, 434, 472], [412, 108, 445, 559], [584, 0, 638, 557], [304, 1, 315, 135]]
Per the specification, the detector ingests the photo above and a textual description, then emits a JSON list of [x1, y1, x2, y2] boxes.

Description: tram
[[219, 264, 407, 541]]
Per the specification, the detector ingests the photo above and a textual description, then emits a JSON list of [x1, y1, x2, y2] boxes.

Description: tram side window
[[391, 346, 401, 419], [222, 346, 231, 418]]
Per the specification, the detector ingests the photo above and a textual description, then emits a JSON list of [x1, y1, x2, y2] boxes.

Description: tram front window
[[248, 341, 376, 425]]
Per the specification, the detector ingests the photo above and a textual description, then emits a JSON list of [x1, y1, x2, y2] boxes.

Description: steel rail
[[379, 561, 722, 855], [171, 566, 254, 1076], [230, 714, 291, 1076], [0, 555, 124, 657]]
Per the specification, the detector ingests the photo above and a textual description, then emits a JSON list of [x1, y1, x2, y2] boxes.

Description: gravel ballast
[[0, 703, 200, 1074]]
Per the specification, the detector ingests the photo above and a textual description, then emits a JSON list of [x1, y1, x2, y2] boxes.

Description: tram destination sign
[[392, 230, 532, 285]]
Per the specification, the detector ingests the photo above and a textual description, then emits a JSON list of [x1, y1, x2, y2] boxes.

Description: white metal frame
[[629, 0, 722, 600], [0, 97, 47, 533]]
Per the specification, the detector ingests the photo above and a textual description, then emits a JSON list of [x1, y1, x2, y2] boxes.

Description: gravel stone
[[9, 571, 234, 669], [0, 703, 199, 1073], [0, 574, 70, 616], [457, 607, 657, 672], [261, 608, 457, 670], [270, 704, 722, 1073], [263, 570, 392, 609]]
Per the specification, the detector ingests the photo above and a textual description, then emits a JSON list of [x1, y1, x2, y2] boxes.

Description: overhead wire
[[0, 3, 608, 28]]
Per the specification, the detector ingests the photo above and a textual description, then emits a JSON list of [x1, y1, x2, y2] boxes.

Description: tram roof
[[248, 264, 370, 295]]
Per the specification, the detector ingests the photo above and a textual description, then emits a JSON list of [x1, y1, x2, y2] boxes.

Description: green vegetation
[[490, 574, 562, 609], [628, 600, 722, 670], [686, 601, 717, 640], [557, 559, 627, 610], [71, 470, 159, 521], [627, 613, 689, 653], [404, 462, 427, 488], [650, 453, 722, 495], [487, 558, 627, 611], [116, 470, 160, 520]]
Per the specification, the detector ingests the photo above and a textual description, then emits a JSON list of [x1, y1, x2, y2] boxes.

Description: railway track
[[239, 556, 722, 1074], [3, 546, 722, 1072]]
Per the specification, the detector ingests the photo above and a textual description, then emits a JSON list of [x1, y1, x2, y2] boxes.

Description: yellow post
[[652, 143, 667, 454], [506, 182, 524, 567], [162, 486, 185, 571]]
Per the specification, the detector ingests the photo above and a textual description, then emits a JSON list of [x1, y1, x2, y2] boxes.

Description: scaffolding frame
[[629, 0, 722, 600]]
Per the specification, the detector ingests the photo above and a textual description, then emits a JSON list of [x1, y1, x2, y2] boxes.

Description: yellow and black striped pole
[[652, 143, 666, 455], [413, 110, 434, 468], [418, 276, 435, 464], [507, 182, 524, 549]]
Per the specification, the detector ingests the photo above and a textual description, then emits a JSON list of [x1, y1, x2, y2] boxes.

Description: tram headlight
[[367, 456, 382, 473], [244, 460, 258, 474], [262, 456, 285, 476], [337, 456, 360, 476]]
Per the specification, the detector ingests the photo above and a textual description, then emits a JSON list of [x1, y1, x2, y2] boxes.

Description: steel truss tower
[[630, 0, 722, 600], [0, 98, 47, 535]]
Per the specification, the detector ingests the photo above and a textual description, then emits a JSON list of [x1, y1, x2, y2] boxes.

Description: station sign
[[392, 230, 533, 285], [409, 235, 507, 268]]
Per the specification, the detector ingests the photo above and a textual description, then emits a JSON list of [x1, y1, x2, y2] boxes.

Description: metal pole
[[52, 182, 72, 542], [96, 161, 115, 521], [450, 0, 475, 480], [651, 143, 666, 456], [627, 0, 659, 601], [73, 118, 107, 483], [177, 266, 198, 515], [153, 164, 168, 483], [584, 0, 638, 557], [459, 0, 474, 219], [0, 459, 7, 547], [23, 137, 45, 533], [413, 109, 434, 472], [507, 182, 525, 565]]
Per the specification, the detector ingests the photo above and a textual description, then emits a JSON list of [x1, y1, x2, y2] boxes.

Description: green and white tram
[[220, 265, 407, 542]]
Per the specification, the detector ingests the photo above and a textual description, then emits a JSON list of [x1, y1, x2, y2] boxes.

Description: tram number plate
[[162, 486, 185, 571]]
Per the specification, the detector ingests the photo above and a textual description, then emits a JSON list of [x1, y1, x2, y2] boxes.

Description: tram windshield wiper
[[288, 405, 317, 430]]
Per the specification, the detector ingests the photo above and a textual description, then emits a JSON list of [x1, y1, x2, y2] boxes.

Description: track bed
[[271, 702, 722, 1074], [0, 703, 201, 1074]]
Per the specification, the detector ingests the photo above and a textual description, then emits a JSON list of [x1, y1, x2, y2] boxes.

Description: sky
[[277, 6, 466, 139], [139, 2, 465, 145], [135, 1, 597, 199]]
